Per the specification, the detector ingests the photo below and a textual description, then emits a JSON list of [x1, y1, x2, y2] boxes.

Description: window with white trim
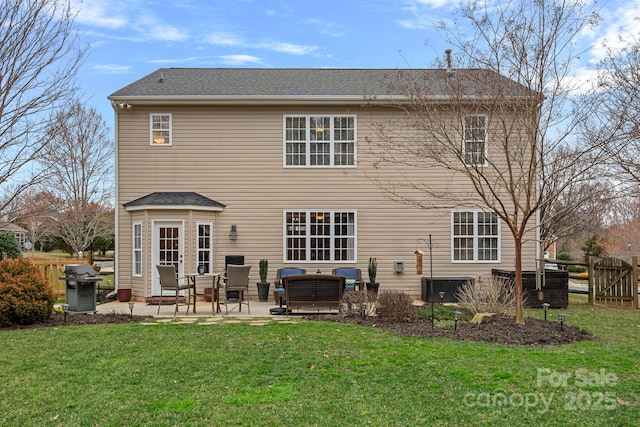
[[197, 223, 212, 273], [452, 211, 500, 262], [284, 115, 356, 167], [463, 115, 487, 165], [284, 210, 356, 262], [150, 113, 171, 145], [133, 223, 142, 276]]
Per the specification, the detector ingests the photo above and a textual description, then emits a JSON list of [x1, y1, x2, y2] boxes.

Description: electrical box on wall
[[394, 261, 404, 273]]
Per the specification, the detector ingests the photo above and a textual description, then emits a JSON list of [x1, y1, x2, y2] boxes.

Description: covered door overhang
[[123, 192, 225, 212]]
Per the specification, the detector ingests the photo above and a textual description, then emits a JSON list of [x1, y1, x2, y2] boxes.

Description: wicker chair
[[156, 264, 193, 315], [332, 268, 363, 291], [274, 268, 307, 306], [220, 264, 252, 315]]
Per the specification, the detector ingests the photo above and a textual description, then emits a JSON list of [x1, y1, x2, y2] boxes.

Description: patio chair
[[220, 264, 251, 315], [275, 268, 307, 306], [156, 264, 193, 315], [332, 268, 363, 291]]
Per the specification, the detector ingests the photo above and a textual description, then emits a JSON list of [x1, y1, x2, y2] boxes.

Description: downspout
[[111, 101, 120, 296]]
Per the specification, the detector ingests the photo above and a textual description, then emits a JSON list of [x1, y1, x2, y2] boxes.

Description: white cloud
[[148, 56, 206, 64], [260, 42, 318, 55], [133, 12, 189, 42], [397, 0, 452, 29], [218, 54, 262, 65], [207, 32, 244, 47], [205, 34, 317, 56], [306, 18, 346, 38], [415, 0, 451, 7], [587, 2, 640, 63], [72, 0, 189, 42], [92, 64, 131, 74], [72, 0, 127, 28]]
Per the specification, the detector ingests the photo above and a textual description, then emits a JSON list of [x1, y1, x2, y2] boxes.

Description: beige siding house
[[109, 68, 538, 301]]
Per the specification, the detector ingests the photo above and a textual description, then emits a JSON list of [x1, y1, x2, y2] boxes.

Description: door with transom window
[[151, 221, 184, 295]]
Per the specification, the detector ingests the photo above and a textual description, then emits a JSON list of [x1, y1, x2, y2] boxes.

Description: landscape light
[[454, 310, 461, 332], [558, 313, 566, 331], [542, 303, 550, 320], [128, 302, 135, 319], [62, 304, 69, 323]]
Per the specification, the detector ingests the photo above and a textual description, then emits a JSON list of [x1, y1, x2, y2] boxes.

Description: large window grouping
[[284, 210, 356, 262], [452, 210, 500, 262], [284, 115, 356, 167]]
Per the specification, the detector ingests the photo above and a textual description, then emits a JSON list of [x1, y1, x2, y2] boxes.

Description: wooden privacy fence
[[589, 256, 638, 309], [27, 258, 76, 298]]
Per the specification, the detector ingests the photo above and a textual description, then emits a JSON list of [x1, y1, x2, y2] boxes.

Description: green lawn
[[0, 296, 638, 426]]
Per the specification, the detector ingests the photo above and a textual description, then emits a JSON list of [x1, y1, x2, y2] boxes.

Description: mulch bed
[[2, 311, 594, 346], [307, 314, 595, 346]]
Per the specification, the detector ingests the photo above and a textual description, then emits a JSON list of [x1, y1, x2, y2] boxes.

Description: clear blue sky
[[71, 0, 637, 130]]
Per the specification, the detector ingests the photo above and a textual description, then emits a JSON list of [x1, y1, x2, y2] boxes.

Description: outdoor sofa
[[283, 274, 345, 313]]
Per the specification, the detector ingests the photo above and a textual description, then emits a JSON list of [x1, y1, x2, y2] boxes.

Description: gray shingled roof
[[109, 68, 531, 101], [123, 192, 225, 210]]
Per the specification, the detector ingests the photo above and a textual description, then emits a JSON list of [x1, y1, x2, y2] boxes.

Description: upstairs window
[[150, 113, 171, 145], [284, 115, 356, 167], [463, 115, 487, 166], [452, 210, 500, 262]]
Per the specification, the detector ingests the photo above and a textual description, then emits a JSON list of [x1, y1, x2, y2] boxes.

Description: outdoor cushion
[[279, 268, 305, 285], [278, 268, 305, 294], [345, 278, 356, 291], [334, 268, 361, 291], [335, 268, 359, 280]]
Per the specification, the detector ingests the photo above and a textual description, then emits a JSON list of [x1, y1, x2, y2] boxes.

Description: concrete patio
[[94, 298, 328, 319]]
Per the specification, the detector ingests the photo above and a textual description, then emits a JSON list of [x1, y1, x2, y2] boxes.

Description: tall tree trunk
[[515, 238, 525, 324]]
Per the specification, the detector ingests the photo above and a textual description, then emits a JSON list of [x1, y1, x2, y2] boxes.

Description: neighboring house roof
[[108, 68, 534, 105], [0, 222, 27, 234], [123, 192, 225, 212]]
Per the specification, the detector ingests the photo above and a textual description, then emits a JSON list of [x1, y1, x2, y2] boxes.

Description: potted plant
[[256, 259, 270, 301], [366, 257, 379, 297]]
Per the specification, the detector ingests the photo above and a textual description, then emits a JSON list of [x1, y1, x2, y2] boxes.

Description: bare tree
[[539, 145, 612, 252], [0, 0, 86, 214], [9, 190, 58, 256], [39, 101, 114, 256], [365, 0, 603, 324]]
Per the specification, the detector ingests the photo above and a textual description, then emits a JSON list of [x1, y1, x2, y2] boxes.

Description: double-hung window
[[133, 223, 142, 276], [196, 223, 212, 273], [463, 115, 487, 165], [452, 211, 500, 262], [284, 115, 356, 167], [284, 210, 356, 262], [150, 113, 171, 145]]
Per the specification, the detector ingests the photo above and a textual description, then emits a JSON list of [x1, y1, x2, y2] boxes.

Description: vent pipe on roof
[[159, 71, 164, 83], [445, 49, 453, 71]]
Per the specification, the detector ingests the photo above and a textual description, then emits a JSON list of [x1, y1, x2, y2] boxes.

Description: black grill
[[61, 264, 103, 313]]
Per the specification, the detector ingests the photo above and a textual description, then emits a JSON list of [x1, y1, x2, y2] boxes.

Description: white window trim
[[282, 114, 357, 168], [282, 210, 357, 263], [133, 222, 142, 277], [450, 210, 501, 263], [150, 113, 172, 146], [196, 222, 213, 274], [462, 114, 488, 167]]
